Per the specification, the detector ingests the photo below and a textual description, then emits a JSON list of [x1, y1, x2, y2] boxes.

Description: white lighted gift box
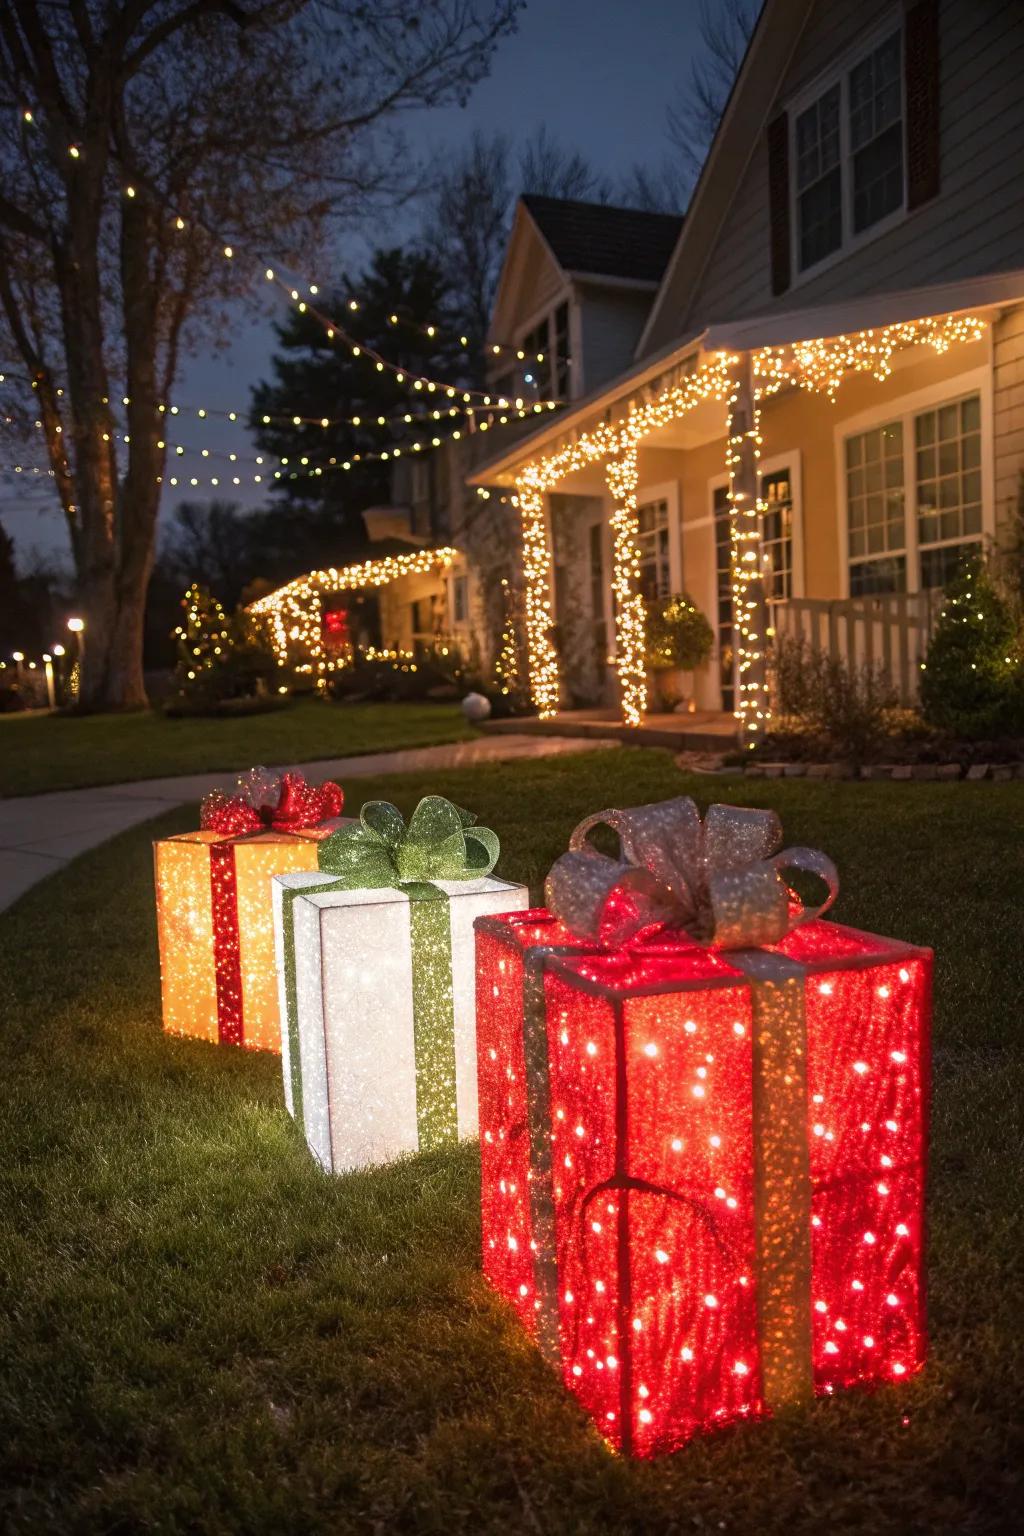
[[273, 796, 528, 1173]]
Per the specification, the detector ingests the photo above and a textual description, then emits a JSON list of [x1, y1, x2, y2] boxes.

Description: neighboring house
[[382, 196, 683, 682], [467, 0, 1024, 730]]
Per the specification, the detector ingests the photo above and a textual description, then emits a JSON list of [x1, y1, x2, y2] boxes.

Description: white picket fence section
[[771, 590, 945, 704]]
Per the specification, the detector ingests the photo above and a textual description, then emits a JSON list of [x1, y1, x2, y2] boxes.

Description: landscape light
[[67, 617, 84, 633]]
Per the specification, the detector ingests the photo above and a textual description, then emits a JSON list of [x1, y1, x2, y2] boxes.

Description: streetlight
[[66, 617, 85, 700], [42, 653, 56, 708], [52, 643, 65, 657]]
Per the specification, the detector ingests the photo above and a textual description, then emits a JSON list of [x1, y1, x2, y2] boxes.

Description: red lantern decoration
[[476, 903, 930, 1458]]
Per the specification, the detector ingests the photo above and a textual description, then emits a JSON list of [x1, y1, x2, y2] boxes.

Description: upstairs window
[[517, 302, 572, 401], [795, 84, 841, 269], [849, 31, 903, 233], [793, 27, 904, 276]]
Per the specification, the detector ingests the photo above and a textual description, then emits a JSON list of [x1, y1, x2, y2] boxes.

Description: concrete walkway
[[0, 733, 619, 913]]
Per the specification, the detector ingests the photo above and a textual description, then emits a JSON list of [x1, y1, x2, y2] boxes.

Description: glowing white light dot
[[655, 1249, 669, 1264], [692, 1085, 705, 1098], [704, 1294, 718, 1308], [853, 1061, 869, 1075], [863, 1231, 877, 1245], [639, 1408, 653, 1424], [643, 1042, 658, 1058]]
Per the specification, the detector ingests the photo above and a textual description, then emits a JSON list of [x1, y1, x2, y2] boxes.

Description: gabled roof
[[637, 0, 818, 357], [521, 194, 683, 286]]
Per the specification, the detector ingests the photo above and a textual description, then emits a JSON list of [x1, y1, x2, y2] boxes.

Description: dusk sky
[[2, 0, 707, 569]]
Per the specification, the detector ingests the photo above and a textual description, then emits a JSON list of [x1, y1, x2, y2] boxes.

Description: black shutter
[[905, 0, 940, 209], [767, 112, 791, 295]]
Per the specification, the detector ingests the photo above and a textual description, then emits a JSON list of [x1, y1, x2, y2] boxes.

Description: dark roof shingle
[[521, 194, 683, 285]]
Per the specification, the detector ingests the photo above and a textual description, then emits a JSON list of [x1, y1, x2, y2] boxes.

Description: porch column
[[605, 445, 648, 727], [516, 478, 561, 717], [726, 351, 771, 748]]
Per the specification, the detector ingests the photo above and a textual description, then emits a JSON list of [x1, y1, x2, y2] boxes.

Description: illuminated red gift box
[[476, 802, 930, 1458]]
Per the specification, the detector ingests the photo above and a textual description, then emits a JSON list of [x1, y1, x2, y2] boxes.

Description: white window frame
[[787, 12, 907, 290], [635, 479, 682, 600], [513, 287, 575, 402], [833, 365, 994, 598], [759, 451, 804, 600]]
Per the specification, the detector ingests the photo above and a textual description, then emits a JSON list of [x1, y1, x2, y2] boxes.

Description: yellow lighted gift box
[[154, 828, 330, 1052]]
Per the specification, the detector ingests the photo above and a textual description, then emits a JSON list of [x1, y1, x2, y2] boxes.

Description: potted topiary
[[645, 592, 714, 712]]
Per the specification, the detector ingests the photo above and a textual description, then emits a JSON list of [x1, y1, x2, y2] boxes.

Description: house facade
[[379, 195, 683, 682], [466, 0, 1024, 732]]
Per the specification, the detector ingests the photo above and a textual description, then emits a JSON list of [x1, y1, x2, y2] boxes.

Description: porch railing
[[771, 590, 945, 705]]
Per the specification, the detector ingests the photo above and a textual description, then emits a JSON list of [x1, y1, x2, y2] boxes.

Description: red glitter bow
[[200, 769, 343, 836]]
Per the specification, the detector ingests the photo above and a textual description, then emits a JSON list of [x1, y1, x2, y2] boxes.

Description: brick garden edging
[[739, 761, 1024, 781], [675, 750, 1024, 780]]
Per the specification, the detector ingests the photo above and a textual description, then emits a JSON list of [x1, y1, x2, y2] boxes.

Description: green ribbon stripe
[[280, 796, 498, 1151]]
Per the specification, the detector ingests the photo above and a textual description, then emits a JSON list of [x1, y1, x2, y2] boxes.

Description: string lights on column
[[725, 357, 769, 748], [606, 447, 647, 728]]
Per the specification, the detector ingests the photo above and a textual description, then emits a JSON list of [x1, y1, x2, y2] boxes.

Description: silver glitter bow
[[544, 796, 838, 950]]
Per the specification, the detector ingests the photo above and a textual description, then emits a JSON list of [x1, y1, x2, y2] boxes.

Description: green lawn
[[0, 700, 475, 797], [1, 750, 1021, 1533]]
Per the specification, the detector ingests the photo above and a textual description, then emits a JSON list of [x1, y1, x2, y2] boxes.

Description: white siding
[[682, 0, 1024, 328]]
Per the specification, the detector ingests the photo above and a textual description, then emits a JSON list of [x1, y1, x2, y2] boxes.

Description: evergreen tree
[[919, 558, 1023, 738], [170, 584, 232, 710], [249, 248, 467, 548]]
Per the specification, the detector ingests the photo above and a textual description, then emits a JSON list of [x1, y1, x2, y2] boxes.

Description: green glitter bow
[[280, 796, 499, 1154], [317, 796, 499, 886]]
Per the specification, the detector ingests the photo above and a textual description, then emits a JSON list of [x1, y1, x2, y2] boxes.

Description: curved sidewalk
[[0, 733, 618, 913]]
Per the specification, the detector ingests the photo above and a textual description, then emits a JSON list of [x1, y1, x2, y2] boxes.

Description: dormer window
[[791, 26, 904, 277], [511, 300, 571, 401]]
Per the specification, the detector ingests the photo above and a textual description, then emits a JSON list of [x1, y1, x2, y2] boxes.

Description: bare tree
[[423, 125, 613, 364], [0, 1, 520, 710], [667, 0, 760, 189]]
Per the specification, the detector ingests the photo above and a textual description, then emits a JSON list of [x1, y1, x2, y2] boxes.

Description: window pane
[[849, 31, 903, 233], [798, 168, 842, 269], [915, 395, 983, 565], [636, 499, 670, 601], [920, 542, 980, 590], [850, 555, 906, 595], [797, 83, 842, 270], [853, 122, 903, 232], [847, 423, 904, 586]]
